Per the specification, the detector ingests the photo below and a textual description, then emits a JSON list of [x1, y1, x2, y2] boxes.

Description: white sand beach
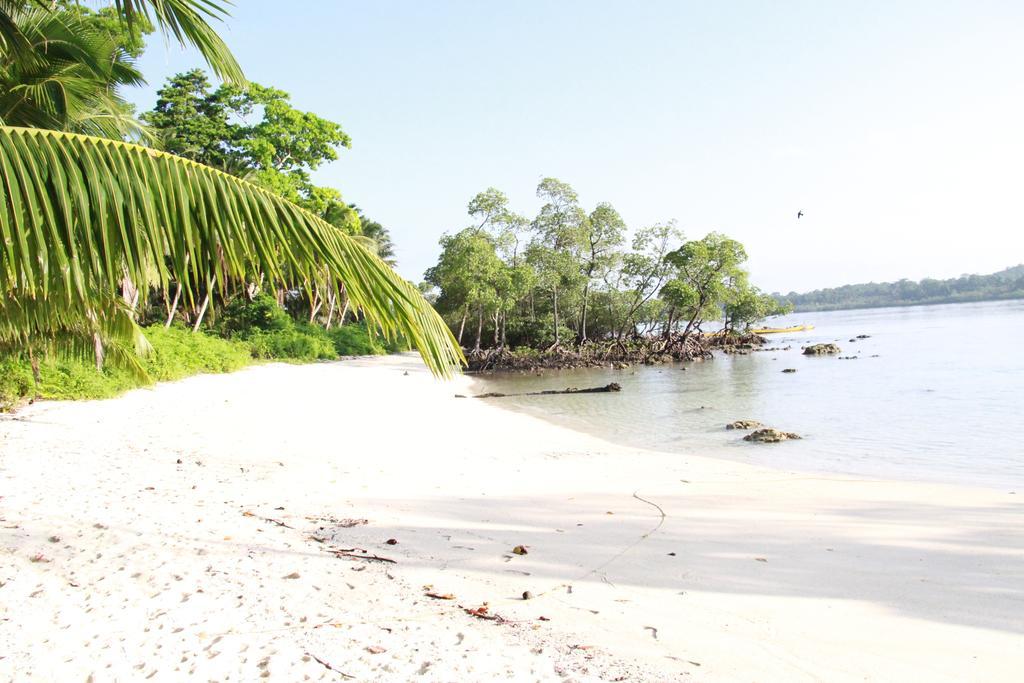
[[1, 355, 1021, 681]]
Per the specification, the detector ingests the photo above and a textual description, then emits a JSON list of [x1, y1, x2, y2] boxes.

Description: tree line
[[777, 265, 1024, 312], [422, 179, 788, 353]]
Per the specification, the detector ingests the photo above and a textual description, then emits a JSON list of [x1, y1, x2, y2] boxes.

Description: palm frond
[[113, 0, 244, 85], [0, 126, 464, 376]]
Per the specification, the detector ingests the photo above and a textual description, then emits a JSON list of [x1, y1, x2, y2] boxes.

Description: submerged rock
[[803, 343, 841, 356], [726, 420, 763, 430], [744, 428, 802, 443]]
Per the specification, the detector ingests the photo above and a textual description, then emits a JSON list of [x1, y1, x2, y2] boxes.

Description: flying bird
[[797, 210, 804, 219]]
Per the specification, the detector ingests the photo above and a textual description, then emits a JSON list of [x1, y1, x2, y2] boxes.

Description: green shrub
[[141, 325, 252, 380], [245, 327, 336, 362], [218, 293, 291, 336], [327, 323, 386, 356], [0, 358, 34, 410]]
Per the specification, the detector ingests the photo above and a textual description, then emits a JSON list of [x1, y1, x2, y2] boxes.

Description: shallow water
[[473, 300, 1024, 489]]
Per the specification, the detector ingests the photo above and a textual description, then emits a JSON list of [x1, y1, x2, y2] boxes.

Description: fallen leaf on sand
[[337, 518, 368, 528], [425, 592, 455, 600], [365, 646, 387, 654], [512, 545, 529, 555], [283, 572, 301, 579], [29, 554, 51, 563], [538, 616, 550, 621], [463, 603, 506, 622], [385, 538, 398, 545], [242, 511, 255, 517], [755, 557, 768, 562]]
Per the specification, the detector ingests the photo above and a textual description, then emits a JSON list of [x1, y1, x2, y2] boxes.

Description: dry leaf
[[425, 592, 456, 600], [365, 645, 386, 654], [512, 545, 529, 556]]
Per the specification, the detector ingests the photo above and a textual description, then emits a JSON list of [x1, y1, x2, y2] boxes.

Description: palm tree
[[0, 126, 464, 376], [0, 6, 148, 138], [0, 1, 244, 85]]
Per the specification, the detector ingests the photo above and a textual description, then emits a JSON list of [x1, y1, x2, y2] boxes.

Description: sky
[[125, 0, 1024, 294]]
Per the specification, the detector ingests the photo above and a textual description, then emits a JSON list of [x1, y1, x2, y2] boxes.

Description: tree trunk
[[28, 344, 41, 389], [457, 307, 468, 346], [552, 286, 560, 346], [165, 284, 182, 328], [308, 290, 323, 324], [192, 293, 211, 332], [93, 332, 104, 371], [325, 289, 336, 330], [493, 310, 500, 346], [339, 296, 350, 326], [474, 306, 483, 352], [663, 306, 676, 339], [579, 282, 590, 343], [500, 311, 507, 348], [121, 275, 139, 317]]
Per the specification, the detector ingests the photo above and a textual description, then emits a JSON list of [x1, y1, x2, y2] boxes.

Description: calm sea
[[473, 300, 1024, 489]]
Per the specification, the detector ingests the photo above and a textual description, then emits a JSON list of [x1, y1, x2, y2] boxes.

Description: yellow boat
[[751, 324, 815, 334]]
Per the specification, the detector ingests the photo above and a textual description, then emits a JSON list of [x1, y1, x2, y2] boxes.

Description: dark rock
[[726, 420, 763, 430], [803, 343, 841, 356], [781, 368, 797, 373], [744, 428, 802, 443]]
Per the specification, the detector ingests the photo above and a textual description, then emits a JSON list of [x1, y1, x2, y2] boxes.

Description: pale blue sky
[[126, 0, 1024, 293]]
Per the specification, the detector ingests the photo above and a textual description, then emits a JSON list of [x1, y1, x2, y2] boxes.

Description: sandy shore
[[1, 354, 1021, 681]]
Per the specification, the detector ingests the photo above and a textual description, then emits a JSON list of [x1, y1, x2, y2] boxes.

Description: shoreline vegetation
[[422, 181, 790, 373], [0, 296, 407, 411], [464, 330, 769, 372], [776, 264, 1024, 312]]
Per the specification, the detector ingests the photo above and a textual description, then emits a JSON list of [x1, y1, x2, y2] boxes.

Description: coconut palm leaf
[[0, 126, 464, 376], [0, 1, 243, 86], [0, 7, 148, 138], [112, 0, 243, 84]]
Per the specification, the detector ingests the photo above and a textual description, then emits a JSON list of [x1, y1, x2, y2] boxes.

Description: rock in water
[[803, 343, 841, 356], [744, 428, 802, 443], [726, 420, 763, 430]]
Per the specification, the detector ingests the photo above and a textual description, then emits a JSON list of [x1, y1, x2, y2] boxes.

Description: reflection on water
[[474, 300, 1024, 489]]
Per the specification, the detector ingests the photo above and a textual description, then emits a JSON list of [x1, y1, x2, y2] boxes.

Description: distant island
[[776, 265, 1024, 312]]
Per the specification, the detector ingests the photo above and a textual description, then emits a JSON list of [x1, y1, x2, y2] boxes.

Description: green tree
[[614, 222, 682, 341], [531, 177, 586, 347], [663, 233, 748, 340], [425, 228, 504, 349], [578, 202, 625, 342]]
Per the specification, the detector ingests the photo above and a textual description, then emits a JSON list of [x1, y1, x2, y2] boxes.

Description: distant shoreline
[[790, 292, 1024, 313]]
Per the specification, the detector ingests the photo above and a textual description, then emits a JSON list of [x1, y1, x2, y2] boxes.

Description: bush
[[0, 358, 34, 410], [218, 293, 292, 336], [0, 326, 256, 409], [141, 325, 252, 379], [327, 323, 386, 356], [245, 326, 336, 362]]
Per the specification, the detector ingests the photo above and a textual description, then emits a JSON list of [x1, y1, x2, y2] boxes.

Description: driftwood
[[457, 383, 621, 399]]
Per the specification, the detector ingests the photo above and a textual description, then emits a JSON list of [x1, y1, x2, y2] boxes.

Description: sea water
[[473, 300, 1024, 489]]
